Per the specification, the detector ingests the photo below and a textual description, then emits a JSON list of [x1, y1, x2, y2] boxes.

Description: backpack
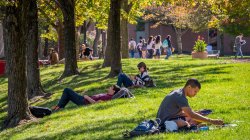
[[29, 106, 52, 118], [162, 40, 169, 48], [112, 88, 134, 99], [123, 119, 160, 138], [144, 79, 156, 87]]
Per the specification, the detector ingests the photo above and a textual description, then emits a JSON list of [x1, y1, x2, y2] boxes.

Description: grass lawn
[[0, 55, 250, 139]]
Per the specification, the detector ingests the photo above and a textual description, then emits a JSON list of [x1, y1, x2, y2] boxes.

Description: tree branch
[[38, 8, 57, 28]]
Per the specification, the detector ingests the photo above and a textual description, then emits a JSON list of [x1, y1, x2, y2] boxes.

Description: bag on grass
[[123, 119, 160, 138], [112, 88, 134, 99], [29, 106, 52, 118], [144, 79, 156, 87]]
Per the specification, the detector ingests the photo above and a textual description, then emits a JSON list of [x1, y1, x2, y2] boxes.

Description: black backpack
[[123, 119, 160, 138], [144, 79, 156, 87], [29, 106, 52, 118]]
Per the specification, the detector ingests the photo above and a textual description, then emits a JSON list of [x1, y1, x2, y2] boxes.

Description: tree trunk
[[2, 0, 33, 129], [120, 0, 129, 58], [58, 0, 79, 80], [102, 26, 112, 67], [83, 20, 87, 45], [43, 26, 49, 57], [93, 27, 101, 57], [56, 21, 64, 59], [219, 33, 224, 56], [108, 0, 122, 77], [176, 29, 183, 54], [75, 26, 81, 59], [81, 20, 92, 46], [27, 0, 49, 100], [100, 30, 106, 59]]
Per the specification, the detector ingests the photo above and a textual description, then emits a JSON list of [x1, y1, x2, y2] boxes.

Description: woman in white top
[[154, 35, 162, 59], [147, 36, 154, 59]]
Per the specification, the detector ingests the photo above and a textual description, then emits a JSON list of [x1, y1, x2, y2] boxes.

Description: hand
[[210, 119, 224, 125], [130, 76, 135, 80]]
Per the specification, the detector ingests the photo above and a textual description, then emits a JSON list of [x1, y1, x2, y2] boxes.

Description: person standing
[[154, 35, 162, 59], [137, 40, 143, 58], [165, 35, 173, 59], [129, 38, 136, 58], [235, 33, 246, 59], [147, 36, 154, 59]]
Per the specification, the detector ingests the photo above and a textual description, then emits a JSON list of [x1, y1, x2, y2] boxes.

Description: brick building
[[128, 22, 250, 55]]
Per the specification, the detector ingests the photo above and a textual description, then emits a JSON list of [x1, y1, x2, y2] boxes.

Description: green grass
[[0, 55, 250, 139]]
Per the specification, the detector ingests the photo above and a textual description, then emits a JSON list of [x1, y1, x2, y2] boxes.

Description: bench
[[207, 50, 220, 58], [206, 45, 220, 58]]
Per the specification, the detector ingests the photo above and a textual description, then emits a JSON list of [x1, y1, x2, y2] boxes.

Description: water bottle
[[199, 126, 209, 131]]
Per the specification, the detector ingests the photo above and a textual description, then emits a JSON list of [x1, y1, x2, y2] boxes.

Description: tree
[[92, 26, 101, 57], [57, 0, 79, 80], [27, 0, 49, 99], [107, 0, 122, 77], [2, 0, 34, 129], [144, 0, 213, 54], [213, 0, 250, 36], [38, 0, 65, 59]]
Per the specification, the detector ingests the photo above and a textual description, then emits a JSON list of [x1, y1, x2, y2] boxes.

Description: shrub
[[193, 39, 207, 52]]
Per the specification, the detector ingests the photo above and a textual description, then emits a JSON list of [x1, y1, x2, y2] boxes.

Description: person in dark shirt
[[81, 44, 93, 60], [157, 78, 224, 129], [52, 85, 121, 111]]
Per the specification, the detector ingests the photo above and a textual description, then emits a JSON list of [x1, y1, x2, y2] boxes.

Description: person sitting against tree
[[156, 78, 224, 131], [116, 62, 152, 88], [48, 48, 59, 65], [80, 44, 93, 60], [52, 85, 121, 111]]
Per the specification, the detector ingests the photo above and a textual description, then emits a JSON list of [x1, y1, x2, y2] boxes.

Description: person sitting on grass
[[116, 62, 151, 88], [156, 78, 224, 130], [52, 85, 121, 111]]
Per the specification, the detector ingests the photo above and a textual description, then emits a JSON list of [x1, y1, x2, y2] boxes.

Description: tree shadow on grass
[[23, 113, 157, 140]]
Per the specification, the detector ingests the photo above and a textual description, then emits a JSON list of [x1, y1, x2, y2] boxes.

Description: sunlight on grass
[[0, 55, 250, 139]]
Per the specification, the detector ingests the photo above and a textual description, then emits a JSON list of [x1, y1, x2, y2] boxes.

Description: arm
[[83, 95, 96, 104], [182, 107, 224, 125]]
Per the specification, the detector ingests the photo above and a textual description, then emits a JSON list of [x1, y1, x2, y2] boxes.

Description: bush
[[193, 39, 207, 52]]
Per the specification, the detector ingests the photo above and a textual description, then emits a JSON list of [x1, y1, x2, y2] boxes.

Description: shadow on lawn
[[23, 113, 157, 140]]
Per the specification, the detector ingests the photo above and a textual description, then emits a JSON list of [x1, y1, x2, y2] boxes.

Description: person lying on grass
[[52, 85, 121, 111], [116, 62, 152, 88], [156, 78, 224, 130]]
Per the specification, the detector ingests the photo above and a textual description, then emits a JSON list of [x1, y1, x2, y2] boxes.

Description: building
[[128, 22, 250, 55]]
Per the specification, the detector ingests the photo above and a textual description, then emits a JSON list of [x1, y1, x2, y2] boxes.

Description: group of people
[[51, 61, 224, 132], [129, 35, 174, 59]]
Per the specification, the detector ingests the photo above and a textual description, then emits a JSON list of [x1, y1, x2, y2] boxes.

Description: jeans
[[235, 47, 243, 58], [130, 50, 135, 58], [147, 49, 154, 59], [165, 47, 172, 59], [116, 73, 133, 87], [57, 88, 85, 108]]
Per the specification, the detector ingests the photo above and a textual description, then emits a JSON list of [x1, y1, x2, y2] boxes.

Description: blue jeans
[[165, 47, 172, 59], [57, 88, 85, 108], [130, 50, 135, 58], [147, 49, 154, 59], [117, 73, 133, 87], [235, 47, 243, 58]]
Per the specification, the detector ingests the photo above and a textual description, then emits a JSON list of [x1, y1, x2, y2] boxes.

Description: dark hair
[[184, 78, 201, 89], [167, 35, 171, 40], [155, 35, 161, 44], [147, 36, 153, 45], [137, 62, 148, 71], [113, 85, 121, 95]]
